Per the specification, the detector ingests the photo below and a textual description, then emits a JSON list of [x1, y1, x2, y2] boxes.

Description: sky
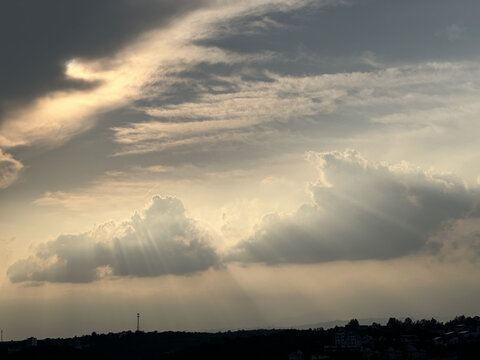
[[1, 0, 480, 340]]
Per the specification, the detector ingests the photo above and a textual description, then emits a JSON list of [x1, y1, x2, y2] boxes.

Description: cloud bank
[[231, 149, 480, 264], [8, 150, 480, 284], [7, 196, 220, 283]]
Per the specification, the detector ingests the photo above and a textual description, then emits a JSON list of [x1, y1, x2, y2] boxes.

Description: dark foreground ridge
[[1, 315, 480, 359]]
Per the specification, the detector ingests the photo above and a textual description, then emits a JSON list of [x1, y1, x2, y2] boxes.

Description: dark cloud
[[0, 0, 206, 120], [230, 150, 480, 264], [7, 196, 220, 283]]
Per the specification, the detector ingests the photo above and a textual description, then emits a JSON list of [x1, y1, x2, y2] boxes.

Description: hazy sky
[[1, 0, 480, 340]]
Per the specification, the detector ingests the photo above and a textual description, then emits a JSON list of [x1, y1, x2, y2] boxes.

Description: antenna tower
[[137, 313, 140, 332]]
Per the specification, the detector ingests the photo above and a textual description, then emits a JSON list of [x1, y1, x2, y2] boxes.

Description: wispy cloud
[[112, 61, 480, 156], [0, 0, 342, 189], [0, 149, 23, 189], [445, 24, 465, 41], [0, 0, 338, 151]]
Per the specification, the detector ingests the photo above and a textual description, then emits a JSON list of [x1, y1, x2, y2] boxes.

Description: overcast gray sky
[[1, 0, 480, 340]]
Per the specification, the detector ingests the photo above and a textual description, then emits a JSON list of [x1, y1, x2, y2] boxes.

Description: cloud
[[0, 0, 335, 151], [445, 24, 465, 41], [428, 217, 480, 263], [230, 150, 480, 264], [2, 0, 480, 155], [110, 61, 480, 156], [8, 196, 220, 283], [0, 0, 206, 118], [0, 150, 23, 189]]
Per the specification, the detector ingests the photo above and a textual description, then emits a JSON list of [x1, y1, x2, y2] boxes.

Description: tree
[[346, 319, 360, 330], [387, 317, 402, 329]]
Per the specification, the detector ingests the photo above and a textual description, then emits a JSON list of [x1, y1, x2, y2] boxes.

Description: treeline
[[1, 315, 479, 359]]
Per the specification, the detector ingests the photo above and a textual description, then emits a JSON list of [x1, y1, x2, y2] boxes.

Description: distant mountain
[[294, 317, 388, 329], [201, 318, 389, 333]]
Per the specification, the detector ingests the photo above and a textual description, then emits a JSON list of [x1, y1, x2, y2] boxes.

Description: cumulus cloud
[[0, 149, 23, 189], [8, 196, 220, 283], [230, 150, 480, 264]]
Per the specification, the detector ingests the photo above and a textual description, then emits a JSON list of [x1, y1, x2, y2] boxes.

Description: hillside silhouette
[[1, 315, 479, 359]]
